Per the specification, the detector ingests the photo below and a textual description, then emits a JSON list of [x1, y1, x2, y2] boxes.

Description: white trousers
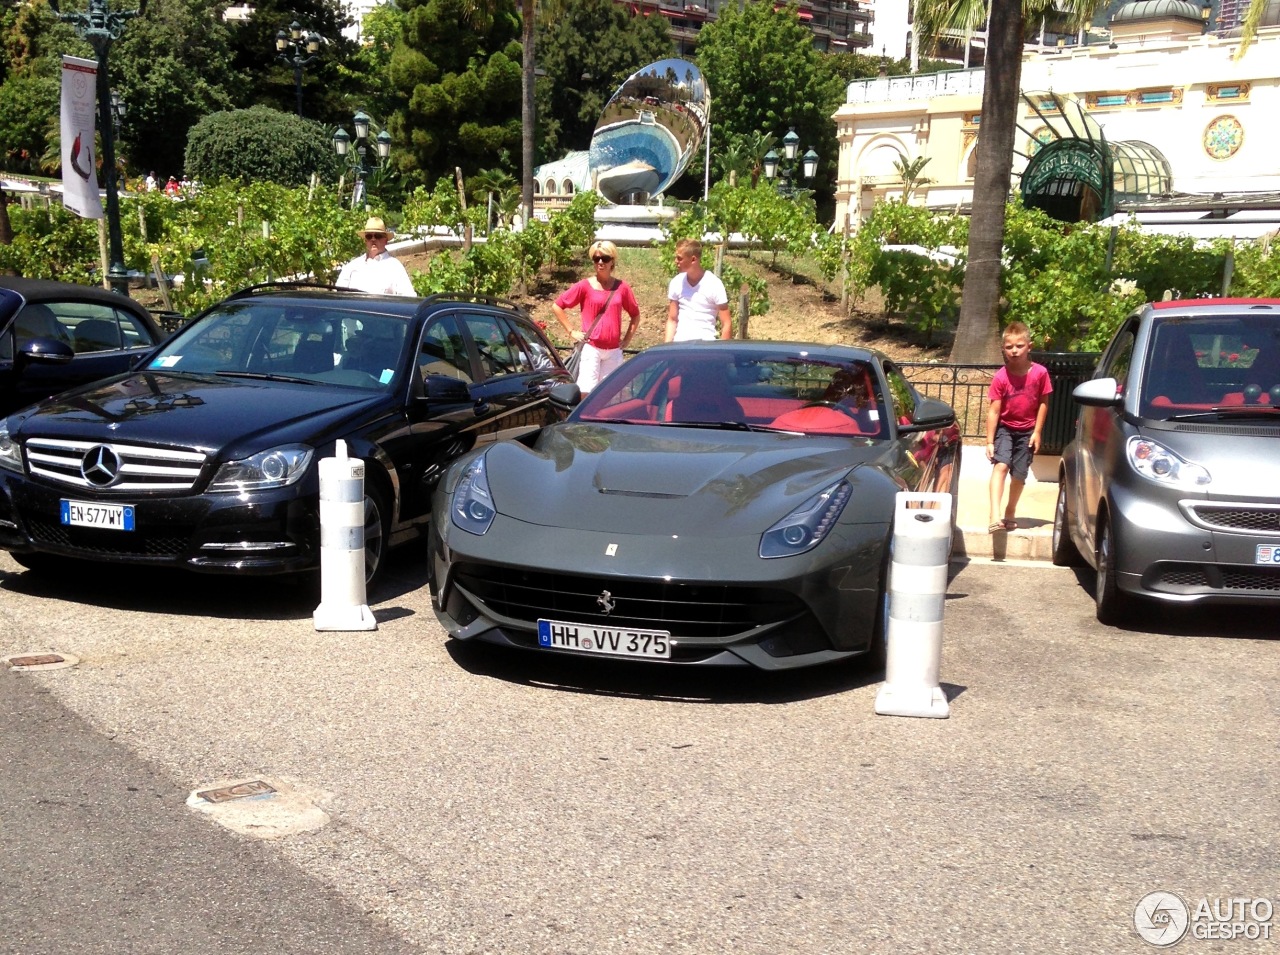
[[577, 344, 624, 393]]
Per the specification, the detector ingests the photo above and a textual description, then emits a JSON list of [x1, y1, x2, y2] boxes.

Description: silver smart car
[[1054, 298, 1280, 624]]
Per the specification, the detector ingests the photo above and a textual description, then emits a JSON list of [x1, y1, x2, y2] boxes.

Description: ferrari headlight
[[1127, 436, 1210, 488], [209, 444, 313, 491], [0, 421, 21, 474], [760, 479, 852, 558], [452, 454, 496, 535]]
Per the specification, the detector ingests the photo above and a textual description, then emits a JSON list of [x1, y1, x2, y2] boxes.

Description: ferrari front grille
[[452, 563, 807, 640]]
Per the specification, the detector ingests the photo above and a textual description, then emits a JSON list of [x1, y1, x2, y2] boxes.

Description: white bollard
[[313, 439, 377, 632], [874, 491, 951, 719]]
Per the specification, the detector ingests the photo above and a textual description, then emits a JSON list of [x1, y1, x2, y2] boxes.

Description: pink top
[[555, 279, 640, 350], [988, 363, 1053, 431]]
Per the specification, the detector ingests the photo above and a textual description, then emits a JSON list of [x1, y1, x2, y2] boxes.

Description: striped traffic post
[[313, 439, 377, 632], [874, 491, 951, 719]]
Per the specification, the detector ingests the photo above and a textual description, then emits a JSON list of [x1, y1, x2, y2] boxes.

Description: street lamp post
[[50, 0, 144, 297], [109, 89, 126, 194], [333, 112, 392, 210], [763, 127, 818, 197], [275, 20, 322, 118]]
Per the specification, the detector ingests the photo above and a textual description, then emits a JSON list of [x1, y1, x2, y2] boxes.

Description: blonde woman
[[551, 240, 641, 392]]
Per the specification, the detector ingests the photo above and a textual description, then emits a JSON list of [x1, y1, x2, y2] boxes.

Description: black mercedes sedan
[[0, 284, 571, 582], [429, 342, 961, 670], [0, 277, 164, 418]]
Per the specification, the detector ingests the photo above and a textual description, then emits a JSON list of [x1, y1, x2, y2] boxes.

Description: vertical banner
[[61, 55, 103, 220]]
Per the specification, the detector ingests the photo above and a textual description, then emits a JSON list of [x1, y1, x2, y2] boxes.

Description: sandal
[[988, 521, 1006, 533]]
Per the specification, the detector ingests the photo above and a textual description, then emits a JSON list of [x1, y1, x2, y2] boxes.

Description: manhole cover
[[3, 652, 80, 671], [187, 777, 331, 840], [196, 779, 278, 803]]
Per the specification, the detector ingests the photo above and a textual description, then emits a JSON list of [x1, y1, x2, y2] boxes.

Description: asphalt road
[[1, 547, 1277, 955]]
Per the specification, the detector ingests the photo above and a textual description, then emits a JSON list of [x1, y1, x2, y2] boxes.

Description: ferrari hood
[[10, 371, 386, 452], [483, 422, 893, 536]]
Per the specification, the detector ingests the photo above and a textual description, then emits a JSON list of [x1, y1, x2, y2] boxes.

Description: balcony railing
[[846, 68, 985, 105]]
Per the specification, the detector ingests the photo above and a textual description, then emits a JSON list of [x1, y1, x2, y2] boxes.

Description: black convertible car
[[0, 277, 164, 417], [429, 342, 961, 670], [0, 285, 570, 582]]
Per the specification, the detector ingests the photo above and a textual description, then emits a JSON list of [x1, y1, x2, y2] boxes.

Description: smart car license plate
[[537, 619, 671, 659], [1256, 544, 1280, 564], [60, 499, 135, 531]]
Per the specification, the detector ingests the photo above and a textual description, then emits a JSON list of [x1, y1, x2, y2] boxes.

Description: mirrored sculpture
[[588, 58, 710, 205]]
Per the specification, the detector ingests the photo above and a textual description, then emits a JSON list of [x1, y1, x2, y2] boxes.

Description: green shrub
[[184, 107, 343, 187]]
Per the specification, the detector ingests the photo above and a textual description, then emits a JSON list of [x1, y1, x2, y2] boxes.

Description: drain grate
[[196, 779, 278, 803]]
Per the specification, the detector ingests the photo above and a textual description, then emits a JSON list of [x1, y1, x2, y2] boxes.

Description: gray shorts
[[993, 425, 1034, 482]]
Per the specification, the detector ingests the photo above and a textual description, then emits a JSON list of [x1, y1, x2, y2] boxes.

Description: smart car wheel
[[1094, 516, 1130, 625], [363, 484, 390, 585], [1051, 481, 1084, 567]]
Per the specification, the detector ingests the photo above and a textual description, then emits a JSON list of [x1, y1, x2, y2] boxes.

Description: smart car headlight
[[760, 479, 852, 558], [451, 454, 496, 535], [1127, 436, 1210, 488], [0, 421, 21, 474], [209, 444, 313, 491]]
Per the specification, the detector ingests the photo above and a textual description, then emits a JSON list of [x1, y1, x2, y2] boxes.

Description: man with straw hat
[[336, 215, 415, 296]]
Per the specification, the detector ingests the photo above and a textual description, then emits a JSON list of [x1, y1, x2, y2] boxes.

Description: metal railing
[[900, 361, 999, 442], [901, 353, 1100, 454]]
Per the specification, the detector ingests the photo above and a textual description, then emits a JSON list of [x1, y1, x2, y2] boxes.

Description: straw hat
[[357, 216, 393, 238]]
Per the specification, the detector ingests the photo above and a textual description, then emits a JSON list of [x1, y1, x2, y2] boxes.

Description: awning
[[1098, 209, 1280, 240]]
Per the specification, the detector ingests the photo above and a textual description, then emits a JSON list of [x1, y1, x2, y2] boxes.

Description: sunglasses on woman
[[591, 255, 614, 264]]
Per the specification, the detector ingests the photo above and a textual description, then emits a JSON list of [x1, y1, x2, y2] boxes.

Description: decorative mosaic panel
[[1203, 114, 1244, 160], [1027, 125, 1055, 157], [1084, 88, 1183, 110], [1207, 83, 1250, 102]]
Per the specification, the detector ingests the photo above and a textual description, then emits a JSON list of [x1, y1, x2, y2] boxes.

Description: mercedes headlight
[[0, 421, 21, 474], [1127, 436, 1210, 488], [760, 479, 852, 558], [451, 454, 496, 535], [209, 444, 313, 491]]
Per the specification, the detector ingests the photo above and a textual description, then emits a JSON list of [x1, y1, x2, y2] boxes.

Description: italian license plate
[[537, 619, 671, 659], [1256, 544, 1280, 564], [60, 499, 135, 531]]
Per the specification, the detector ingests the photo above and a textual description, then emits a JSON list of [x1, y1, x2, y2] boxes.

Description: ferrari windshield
[[1141, 314, 1280, 420], [148, 301, 410, 391], [575, 349, 887, 437]]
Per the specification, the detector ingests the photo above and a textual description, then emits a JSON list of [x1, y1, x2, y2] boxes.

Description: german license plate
[[60, 499, 135, 531], [1256, 544, 1280, 564], [537, 619, 671, 659]]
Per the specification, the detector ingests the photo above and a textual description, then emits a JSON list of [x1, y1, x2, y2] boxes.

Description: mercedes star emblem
[[80, 445, 122, 487]]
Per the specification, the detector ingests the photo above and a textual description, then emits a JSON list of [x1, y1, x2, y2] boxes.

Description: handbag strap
[[584, 281, 620, 340]]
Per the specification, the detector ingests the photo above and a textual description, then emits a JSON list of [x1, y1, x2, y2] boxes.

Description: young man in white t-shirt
[[665, 239, 732, 342]]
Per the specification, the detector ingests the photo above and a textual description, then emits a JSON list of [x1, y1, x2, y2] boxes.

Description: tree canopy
[[388, 0, 523, 188], [693, 1, 843, 211], [533, 0, 673, 163]]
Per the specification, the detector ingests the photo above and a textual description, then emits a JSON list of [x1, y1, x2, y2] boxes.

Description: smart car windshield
[[148, 302, 409, 390], [575, 350, 886, 437], [1141, 315, 1280, 420]]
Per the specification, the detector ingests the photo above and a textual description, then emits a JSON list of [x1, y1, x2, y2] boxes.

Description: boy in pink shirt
[[985, 321, 1053, 532]]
